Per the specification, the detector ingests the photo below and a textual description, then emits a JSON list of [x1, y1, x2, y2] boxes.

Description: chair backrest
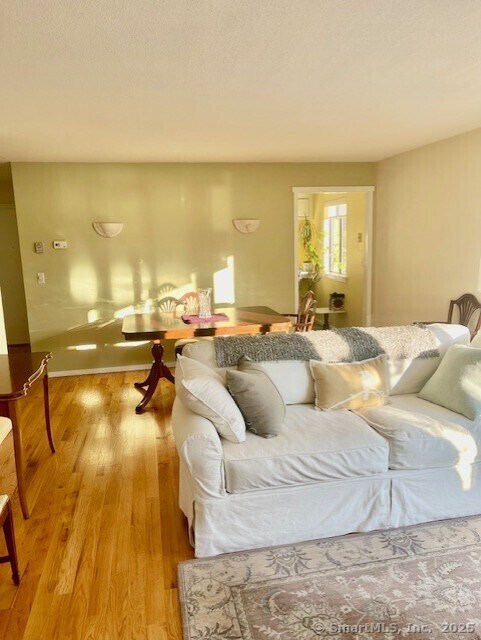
[[294, 290, 317, 332], [158, 296, 179, 314], [447, 293, 481, 337], [175, 292, 199, 317]]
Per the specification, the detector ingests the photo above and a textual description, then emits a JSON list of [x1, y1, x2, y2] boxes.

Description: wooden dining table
[[122, 306, 291, 413]]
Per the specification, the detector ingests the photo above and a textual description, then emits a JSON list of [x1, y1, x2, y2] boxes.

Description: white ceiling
[[2, 0, 481, 162]]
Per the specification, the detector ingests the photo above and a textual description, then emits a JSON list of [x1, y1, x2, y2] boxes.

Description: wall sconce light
[[232, 219, 260, 234], [92, 222, 124, 238]]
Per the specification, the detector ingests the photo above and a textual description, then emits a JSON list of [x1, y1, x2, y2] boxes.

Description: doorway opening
[[293, 186, 374, 329]]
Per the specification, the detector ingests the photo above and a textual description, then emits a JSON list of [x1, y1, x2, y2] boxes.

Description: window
[[323, 201, 347, 279]]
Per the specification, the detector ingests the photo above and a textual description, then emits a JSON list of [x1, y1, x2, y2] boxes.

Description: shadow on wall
[[34, 256, 236, 370]]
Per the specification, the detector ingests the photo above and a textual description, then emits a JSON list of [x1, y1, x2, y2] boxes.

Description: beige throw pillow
[[309, 355, 390, 411]]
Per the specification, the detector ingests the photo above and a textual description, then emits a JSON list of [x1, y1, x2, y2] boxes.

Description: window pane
[[323, 219, 330, 272], [341, 216, 347, 275], [331, 218, 341, 274], [323, 204, 348, 277]]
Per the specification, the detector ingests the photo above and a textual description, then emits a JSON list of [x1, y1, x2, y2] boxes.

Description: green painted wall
[[11, 163, 374, 372], [0, 163, 30, 344], [0, 164, 15, 203]]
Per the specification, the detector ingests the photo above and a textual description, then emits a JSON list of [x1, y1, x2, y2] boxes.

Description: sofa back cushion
[[181, 323, 470, 404], [388, 323, 470, 394]]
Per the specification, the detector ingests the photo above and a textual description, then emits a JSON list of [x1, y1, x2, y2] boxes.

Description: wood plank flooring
[[0, 371, 193, 639]]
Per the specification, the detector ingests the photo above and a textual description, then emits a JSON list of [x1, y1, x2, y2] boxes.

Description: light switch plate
[[53, 240, 68, 249], [36, 272, 46, 284]]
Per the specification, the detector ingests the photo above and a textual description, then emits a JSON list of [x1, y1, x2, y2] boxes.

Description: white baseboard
[[49, 362, 176, 378]]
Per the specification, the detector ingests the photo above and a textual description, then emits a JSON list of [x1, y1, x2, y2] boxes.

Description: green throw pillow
[[418, 343, 481, 420], [226, 356, 285, 438]]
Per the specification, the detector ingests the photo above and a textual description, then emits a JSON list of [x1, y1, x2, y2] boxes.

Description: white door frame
[[293, 186, 375, 327]]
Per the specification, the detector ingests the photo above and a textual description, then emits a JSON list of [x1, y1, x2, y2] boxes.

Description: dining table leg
[[134, 341, 175, 414]]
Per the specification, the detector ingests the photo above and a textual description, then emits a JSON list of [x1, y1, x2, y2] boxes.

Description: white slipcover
[[356, 396, 481, 470], [173, 323, 481, 557], [0, 417, 12, 445], [222, 404, 389, 493]]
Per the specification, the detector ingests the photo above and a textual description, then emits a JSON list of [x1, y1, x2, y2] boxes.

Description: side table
[[0, 352, 55, 518]]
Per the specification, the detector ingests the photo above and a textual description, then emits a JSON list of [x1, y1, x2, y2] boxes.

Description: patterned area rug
[[178, 517, 481, 639]]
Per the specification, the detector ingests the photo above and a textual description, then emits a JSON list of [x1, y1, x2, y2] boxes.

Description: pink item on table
[[181, 313, 229, 324]]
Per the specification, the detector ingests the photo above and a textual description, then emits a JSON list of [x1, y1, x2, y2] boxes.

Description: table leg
[[322, 312, 330, 330], [43, 373, 56, 453], [135, 342, 175, 414], [134, 366, 156, 390], [9, 402, 30, 519]]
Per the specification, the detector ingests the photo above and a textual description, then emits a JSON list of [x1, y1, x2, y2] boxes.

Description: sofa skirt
[[191, 476, 391, 557], [184, 462, 481, 557]]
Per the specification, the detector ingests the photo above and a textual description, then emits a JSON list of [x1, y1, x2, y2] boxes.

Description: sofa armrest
[[171, 398, 226, 499]]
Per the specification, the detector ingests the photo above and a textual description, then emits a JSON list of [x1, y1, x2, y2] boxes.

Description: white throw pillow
[[175, 355, 246, 443]]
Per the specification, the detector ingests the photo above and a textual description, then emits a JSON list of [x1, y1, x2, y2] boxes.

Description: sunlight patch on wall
[[111, 262, 134, 305], [138, 259, 151, 300], [114, 305, 135, 319], [88, 309, 100, 323], [171, 274, 198, 299], [214, 255, 235, 304], [69, 264, 98, 305]]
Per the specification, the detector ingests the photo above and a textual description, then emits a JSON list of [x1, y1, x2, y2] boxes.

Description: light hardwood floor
[[0, 370, 193, 639]]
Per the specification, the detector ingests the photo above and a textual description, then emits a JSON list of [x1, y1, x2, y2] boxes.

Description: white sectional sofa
[[171, 323, 481, 557]]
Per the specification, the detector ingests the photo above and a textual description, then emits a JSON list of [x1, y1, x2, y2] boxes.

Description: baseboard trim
[[49, 362, 176, 378]]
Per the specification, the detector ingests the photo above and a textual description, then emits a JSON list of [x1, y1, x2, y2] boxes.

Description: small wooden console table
[[0, 352, 55, 518], [122, 306, 291, 414], [316, 307, 346, 330]]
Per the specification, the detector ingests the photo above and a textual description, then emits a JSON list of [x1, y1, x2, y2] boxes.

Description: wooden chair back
[[447, 293, 481, 338], [292, 290, 317, 332], [158, 296, 179, 314], [175, 292, 199, 317]]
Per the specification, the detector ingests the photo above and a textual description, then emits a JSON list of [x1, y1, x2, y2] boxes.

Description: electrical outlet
[[53, 240, 68, 249], [36, 272, 46, 284], [34, 241, 44, 254]]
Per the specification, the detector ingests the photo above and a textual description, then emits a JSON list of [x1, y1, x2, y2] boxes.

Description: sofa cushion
[[356, 394, 481, 471], [221, 404, 389, 493]]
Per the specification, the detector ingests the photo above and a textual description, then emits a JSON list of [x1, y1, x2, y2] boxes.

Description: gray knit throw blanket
[[213, 325, 440, 368]]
